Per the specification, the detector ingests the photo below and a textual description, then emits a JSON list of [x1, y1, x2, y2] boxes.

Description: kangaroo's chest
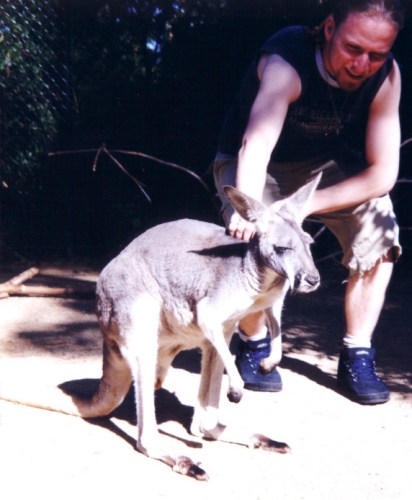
[[249, 282, 288, 311]]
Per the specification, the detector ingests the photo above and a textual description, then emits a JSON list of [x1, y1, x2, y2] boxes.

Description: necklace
[[326, 84, 349, 136], [316, 47, 349, 136]]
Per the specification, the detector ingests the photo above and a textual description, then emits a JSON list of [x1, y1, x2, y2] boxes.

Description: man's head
[[331, 0, 405, 30], [321, 0, 404, 91]]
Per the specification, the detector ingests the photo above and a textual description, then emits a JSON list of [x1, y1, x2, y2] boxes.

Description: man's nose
[[352, 53, 369, 73]]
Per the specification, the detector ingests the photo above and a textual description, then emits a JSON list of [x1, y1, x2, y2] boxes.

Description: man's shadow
[[280, 356, 338, 391]]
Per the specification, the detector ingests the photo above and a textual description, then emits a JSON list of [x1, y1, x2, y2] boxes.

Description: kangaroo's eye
[[274, 246, 291, 256]]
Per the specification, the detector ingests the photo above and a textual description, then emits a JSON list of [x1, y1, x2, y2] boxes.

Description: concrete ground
[[0, 257, 411, 499]]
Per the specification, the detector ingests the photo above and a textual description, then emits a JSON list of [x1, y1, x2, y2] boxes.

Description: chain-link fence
[[0, 0, 69, 191]]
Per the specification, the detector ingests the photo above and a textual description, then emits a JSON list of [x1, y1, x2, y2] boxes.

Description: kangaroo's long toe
[[173, 456, 209, 481]]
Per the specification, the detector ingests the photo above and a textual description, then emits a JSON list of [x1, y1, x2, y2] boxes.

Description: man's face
[[322, 12, 399, 91]]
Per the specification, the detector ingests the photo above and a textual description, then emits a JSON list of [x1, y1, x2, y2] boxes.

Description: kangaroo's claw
[[249, 433, 291, 454], [173, 456, 209, 481]]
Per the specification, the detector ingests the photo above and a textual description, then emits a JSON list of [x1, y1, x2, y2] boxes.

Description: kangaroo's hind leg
[[120, 295, 209, 480]]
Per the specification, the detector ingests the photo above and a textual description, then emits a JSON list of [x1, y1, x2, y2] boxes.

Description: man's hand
[[228, 212, 256, 241]]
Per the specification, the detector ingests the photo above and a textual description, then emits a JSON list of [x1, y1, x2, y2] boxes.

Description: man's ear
[[324, 15, 336, 41]]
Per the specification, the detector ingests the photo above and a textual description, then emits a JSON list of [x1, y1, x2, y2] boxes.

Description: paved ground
[[0, 256, 411, 500]]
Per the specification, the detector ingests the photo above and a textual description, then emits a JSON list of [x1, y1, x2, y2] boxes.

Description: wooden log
[[0, 267, 40, 298], [1, 267, 40, 286], [0, 267, 95, 298], [1, 284, 95, 297]]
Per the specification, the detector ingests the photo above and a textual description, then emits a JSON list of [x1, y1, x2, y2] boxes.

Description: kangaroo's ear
[[223, 186, 270, 234], [280, 172, 322, 223]]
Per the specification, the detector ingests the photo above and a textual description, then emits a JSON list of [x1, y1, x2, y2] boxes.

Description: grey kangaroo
[[1, 174, 321, 480]]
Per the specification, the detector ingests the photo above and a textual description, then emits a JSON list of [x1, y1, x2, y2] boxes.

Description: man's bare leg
[[338, 257, 393, 404], [344, 258, 394, 345]]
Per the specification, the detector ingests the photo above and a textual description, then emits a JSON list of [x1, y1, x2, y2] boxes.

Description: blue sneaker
[[235, 334, 282, 392], [337, 347, 389, 404]]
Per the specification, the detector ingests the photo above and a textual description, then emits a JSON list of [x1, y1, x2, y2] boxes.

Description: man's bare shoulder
[[257, 54, 301, 102]]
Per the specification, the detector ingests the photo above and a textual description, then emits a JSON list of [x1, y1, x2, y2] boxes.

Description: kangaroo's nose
[[307, 273, 320, 287], [294, 271, 320, 291]]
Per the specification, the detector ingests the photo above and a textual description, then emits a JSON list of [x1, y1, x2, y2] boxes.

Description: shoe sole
[[337, 384, 390, 405], [244, 382, 283, 393]]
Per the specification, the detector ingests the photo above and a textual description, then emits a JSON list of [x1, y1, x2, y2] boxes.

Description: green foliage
[[0, 0, 65, 192], [0, 0, 329, 194]]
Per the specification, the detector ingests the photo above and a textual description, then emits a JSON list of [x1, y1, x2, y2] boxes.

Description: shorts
[[213, 153, 401, 275]]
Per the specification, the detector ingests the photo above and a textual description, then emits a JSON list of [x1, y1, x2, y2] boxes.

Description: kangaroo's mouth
[[293, 273, 320, 293]]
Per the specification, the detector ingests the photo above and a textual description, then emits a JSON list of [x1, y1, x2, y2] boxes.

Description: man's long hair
[[309, 0, 405, 43]]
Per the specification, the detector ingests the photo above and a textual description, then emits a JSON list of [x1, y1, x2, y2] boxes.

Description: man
[[213, 0, 405, 404]]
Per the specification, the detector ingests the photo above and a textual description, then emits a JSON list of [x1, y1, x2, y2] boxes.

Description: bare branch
[[102, 146, 152, 202], [48, 145, 213, 202]]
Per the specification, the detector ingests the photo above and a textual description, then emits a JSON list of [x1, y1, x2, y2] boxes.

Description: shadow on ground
[[3, 252, 412, 395], [58, 378, 197, 450]]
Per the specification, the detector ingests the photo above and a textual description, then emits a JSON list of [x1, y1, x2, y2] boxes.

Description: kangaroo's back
[[97, 218, 249, 306]]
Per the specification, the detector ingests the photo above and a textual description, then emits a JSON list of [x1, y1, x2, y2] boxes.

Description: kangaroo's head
[[223, 174, 321, 293]]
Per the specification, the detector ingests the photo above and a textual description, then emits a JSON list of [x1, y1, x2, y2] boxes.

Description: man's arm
[[229, 54, 301, 240], [304, 61, 402, 217]]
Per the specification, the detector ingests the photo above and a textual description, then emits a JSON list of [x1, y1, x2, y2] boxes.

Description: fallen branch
[[0, 284, 95, 298], [0, 267, 95, 298], [2, 267, 40, 286], [0, 267, 39, 298]]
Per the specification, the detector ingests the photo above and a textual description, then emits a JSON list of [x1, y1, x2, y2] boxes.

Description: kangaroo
[[0, 174, 321, 480]]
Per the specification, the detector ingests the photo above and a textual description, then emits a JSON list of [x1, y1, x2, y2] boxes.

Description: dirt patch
[[0, 257, 411, 499]]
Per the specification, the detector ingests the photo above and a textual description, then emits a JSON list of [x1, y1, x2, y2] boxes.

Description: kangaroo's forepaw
[[227, 387, 243, 403], [173, 456, 209, 481], [249, 433, 291, 454]]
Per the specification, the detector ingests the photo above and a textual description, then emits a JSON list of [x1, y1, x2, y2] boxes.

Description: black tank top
[[217, 26, 394, 168]]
